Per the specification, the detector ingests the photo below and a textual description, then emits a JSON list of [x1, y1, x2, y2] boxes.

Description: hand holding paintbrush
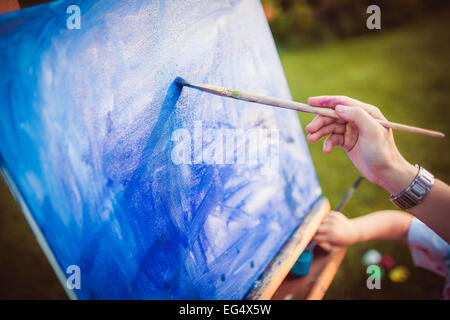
[[304, 94, 418, 193]]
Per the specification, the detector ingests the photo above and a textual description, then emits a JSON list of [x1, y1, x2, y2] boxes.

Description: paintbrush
[[175, 77, 445, 139]]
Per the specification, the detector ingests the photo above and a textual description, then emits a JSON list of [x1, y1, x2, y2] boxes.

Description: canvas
[[0, 0, 321, 299]]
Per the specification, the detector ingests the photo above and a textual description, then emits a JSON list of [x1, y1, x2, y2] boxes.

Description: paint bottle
[[290, 242, 315, 276]]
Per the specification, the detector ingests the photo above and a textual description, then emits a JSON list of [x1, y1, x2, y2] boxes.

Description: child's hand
[[312, 211, 359, 251]]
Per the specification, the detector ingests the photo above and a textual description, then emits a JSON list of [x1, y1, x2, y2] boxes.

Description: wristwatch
[[390, 164, 435, 210]]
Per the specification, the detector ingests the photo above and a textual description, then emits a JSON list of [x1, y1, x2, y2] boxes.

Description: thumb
[[335, 104, 380, 138]]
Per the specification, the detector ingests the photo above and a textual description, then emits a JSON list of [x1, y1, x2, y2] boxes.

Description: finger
[[307, 123, 346, 143], [315, 223, 330, 235], [309, 95, 386, 120], [321, 212, 336, 224], [317, 241, 333, 252], [305, 115, 335, 133], [330, 210, 348, 219], [312, 234, 329, 243], [308, 95, 361, 108], [359, 104, 386, 121], [308, 96, 343, 108], [323, 134, 344, 153], [327, 211, 347, 221], [334, 105, 383, 139], [315, 226, 327, 235]]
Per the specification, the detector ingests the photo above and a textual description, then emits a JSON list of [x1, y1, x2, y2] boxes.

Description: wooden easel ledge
[[245, 197, 330, 300], [272, 246, 346, 300]]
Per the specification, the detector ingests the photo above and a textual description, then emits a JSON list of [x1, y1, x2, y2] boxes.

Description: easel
[[0, 0, 347, 301], [247, 174, 364, 300], [273, 246, 346, 300], [0, 0, 19, 14], [245, 197, 346, 300]]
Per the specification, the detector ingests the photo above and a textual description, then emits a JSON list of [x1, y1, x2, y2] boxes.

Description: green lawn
[[278, 10, 450, 299]]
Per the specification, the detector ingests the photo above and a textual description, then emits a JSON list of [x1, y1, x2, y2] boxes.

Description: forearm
[[351, 210, 413, 243], [409, 179, 450, 243], [378, 161, 450, 243]]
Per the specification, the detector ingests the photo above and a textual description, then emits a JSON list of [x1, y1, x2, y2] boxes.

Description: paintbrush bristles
[[175, 77, 188, 87], [176, 78, 445, 139]]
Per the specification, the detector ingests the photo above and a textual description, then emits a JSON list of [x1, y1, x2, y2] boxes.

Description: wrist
[[376, 160, 418, 195], [348, 219, 363, 245]]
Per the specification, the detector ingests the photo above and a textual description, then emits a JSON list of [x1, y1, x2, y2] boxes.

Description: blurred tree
[[262, 0, 450, 46]]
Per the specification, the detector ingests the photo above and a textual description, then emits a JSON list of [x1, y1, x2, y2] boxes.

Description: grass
[[277, 10, 450, 299]]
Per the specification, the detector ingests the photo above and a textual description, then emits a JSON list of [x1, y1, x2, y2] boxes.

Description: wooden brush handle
[[235, 93, 445, 139], [375, 119, 444, 138], [245, 96, 445, 138], [305, 107, 444, 138]]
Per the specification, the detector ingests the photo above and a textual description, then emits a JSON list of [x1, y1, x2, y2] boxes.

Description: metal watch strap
[[390, 164, 435, 210]]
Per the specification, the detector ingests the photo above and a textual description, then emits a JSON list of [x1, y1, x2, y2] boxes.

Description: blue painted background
[[0, 0, 321, 299]]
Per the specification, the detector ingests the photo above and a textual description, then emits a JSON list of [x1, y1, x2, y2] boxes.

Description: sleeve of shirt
[[407, 218, 449, 278]]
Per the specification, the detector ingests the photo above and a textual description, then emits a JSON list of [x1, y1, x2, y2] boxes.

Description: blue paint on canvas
[[0, 0, 321, 299]]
